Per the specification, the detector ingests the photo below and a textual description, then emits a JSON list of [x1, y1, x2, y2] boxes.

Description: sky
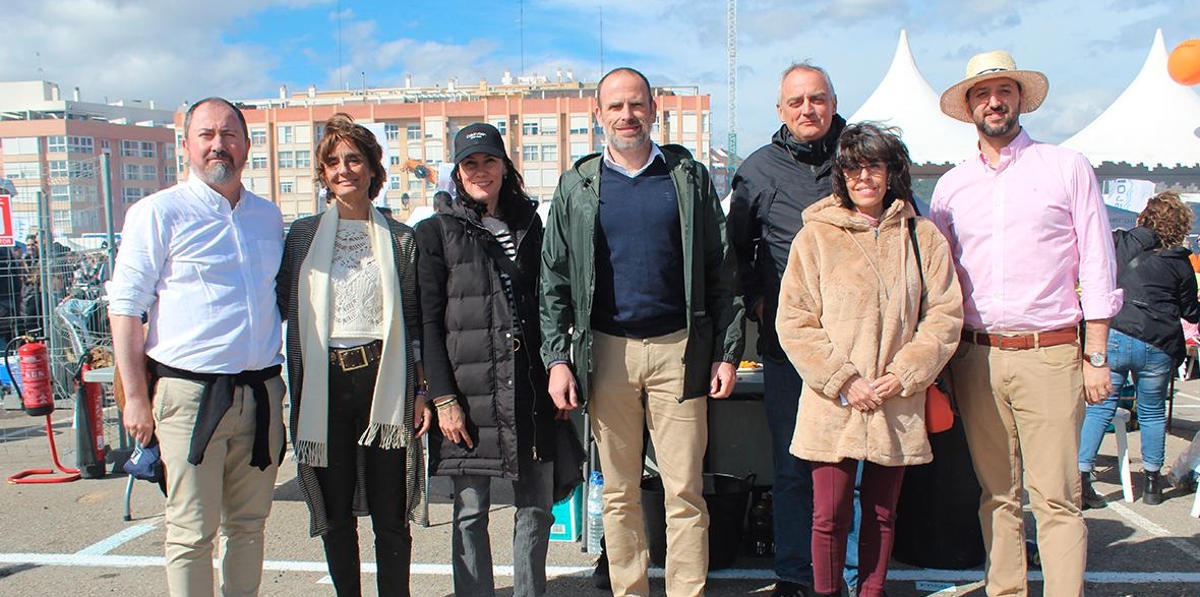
[[2, 0, 1198, 156]]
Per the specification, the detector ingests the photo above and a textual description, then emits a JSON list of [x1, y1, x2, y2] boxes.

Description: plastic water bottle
[[587, 471, 605, 553]]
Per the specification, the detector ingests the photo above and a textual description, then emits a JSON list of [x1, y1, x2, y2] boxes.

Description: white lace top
[[329, 219, 384, 344]]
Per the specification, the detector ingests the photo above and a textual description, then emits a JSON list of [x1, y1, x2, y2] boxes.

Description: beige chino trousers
[[951, 340, 1087, 597], [589, 329, 709, 597], [153, 375, 285, 597]]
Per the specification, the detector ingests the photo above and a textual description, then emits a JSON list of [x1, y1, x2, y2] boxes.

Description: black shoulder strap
[[908, 217, 925, 292]]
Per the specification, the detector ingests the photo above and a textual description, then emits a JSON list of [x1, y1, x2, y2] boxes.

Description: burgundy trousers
[[811, 459, 905, 597]]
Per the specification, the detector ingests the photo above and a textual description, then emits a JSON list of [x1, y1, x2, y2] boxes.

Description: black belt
[[150, 360, 282, 470], [329, 339, 383, 371]]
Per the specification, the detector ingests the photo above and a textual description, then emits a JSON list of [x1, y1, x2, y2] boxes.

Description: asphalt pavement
[[2, 380, 1199, 597]]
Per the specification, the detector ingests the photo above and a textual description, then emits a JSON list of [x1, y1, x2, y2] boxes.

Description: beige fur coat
[[777, 195, 964, 466]]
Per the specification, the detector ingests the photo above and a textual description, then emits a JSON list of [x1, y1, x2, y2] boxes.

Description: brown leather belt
[[329, 339, 383, 371], [962, 326, 1079, 351]]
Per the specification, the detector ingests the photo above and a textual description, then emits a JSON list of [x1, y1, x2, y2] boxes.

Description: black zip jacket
[[415, 196, 555, 479], [727, 116, 845, 361], [1110, 226, 1200, 365]]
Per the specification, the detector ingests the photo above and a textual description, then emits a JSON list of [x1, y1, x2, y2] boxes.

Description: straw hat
[[939, 50, 1049, 123]]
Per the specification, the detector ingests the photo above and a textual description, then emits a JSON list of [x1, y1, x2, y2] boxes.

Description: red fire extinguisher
[[18, 340, 54, 416]]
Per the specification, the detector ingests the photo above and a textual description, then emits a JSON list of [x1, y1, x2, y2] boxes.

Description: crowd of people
[[106, 51, 1192, 597]]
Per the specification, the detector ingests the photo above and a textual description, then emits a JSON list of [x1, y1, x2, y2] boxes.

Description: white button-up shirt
[[108, 174, 284, 374]]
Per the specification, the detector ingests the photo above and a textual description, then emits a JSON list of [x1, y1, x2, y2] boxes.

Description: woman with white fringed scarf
[[277, 113, 431, 597]]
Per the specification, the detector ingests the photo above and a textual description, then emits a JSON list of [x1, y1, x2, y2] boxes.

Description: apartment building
[[0, 81, 176, 237], [196, 73, 712, 224]]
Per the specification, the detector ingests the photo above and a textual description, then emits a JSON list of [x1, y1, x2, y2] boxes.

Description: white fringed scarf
[[294, 206, 408, 466]]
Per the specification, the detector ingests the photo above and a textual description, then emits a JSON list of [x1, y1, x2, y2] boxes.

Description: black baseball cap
[[453, 123, 507, 163]]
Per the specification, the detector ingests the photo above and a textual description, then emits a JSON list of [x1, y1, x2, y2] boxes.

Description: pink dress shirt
[[930, 129, 1122, 332]]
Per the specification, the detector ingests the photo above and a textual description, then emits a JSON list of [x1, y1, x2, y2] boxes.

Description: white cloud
[[5, 0, 1198, 156], [0, 0, 331, 108]]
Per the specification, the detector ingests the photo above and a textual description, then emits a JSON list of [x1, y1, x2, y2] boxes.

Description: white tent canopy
[[1061, 29, 1200, 168], [849, 30, 978, 166]]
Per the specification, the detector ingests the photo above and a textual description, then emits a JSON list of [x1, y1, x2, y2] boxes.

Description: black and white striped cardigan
[[277, 213, 428, 536]]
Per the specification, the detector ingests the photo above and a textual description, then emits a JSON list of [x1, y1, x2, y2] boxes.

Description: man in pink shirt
[[930, 51, 1121, 597]]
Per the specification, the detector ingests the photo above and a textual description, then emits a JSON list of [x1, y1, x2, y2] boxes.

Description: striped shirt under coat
[[278, 214, 429, 536]]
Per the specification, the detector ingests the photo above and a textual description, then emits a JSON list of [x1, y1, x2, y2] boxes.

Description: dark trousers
[[313, 360, 411, 597], [811, 460, 905, 597]]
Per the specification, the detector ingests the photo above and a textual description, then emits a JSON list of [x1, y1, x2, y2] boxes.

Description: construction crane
[[727, 0, 738, 174]]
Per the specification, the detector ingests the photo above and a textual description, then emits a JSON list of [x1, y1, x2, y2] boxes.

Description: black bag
[[892, 414, 986, 569], [552, 419, 586, 503]]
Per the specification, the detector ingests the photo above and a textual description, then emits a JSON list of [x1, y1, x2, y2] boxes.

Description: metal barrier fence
[[1, 154, 123, 466]]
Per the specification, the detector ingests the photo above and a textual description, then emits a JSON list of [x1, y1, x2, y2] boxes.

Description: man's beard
[[977, 108, 1018, 138], [606, 120, 651, 151], [196, 152, 237, 185]]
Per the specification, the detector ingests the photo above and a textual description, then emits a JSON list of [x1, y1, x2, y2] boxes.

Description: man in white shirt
[[109, 97, 286, 597]]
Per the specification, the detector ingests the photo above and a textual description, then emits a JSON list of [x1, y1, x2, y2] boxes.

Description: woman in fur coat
[[776, 123, 964, 597]]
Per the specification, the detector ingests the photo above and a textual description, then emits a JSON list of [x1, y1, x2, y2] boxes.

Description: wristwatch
[[1086, 352, 1108, 367]]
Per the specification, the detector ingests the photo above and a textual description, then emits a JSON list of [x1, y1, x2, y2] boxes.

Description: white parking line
[[1108, 501, 1200, 562], [74, 522, 158, 555], [2, 552, 1199, 584]]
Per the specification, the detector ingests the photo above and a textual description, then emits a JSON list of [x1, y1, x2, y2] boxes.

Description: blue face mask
[[124, 437, 163, 483]]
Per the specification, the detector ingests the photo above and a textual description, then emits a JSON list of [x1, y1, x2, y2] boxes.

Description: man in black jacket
[[727, 62, 846, 597]]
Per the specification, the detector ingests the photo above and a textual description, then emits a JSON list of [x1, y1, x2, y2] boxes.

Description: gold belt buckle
[[337, 346, 370, 371]]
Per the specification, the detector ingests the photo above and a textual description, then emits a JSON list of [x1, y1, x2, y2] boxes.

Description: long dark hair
[[451, 154, 532, 222], [831, 122, 913, 213]]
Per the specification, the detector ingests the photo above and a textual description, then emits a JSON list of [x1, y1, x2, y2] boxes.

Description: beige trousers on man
[[153, 375, 285, 597], [951, 340, 1086, 597], [589, 329, 709, 597]]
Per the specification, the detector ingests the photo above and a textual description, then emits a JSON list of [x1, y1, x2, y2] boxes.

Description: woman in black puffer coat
[[1078, 191, 1200, 507], [414, 123, 556, 597]]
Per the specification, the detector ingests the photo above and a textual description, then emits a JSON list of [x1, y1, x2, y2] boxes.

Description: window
[[122, 187, 145, 203], [570, 141, 589, 160], [277, 151, 294, 169], [277, 125, 293, 144], [425, 141, 444, 162], [540, 117, 558, 135], [164, 167, 177, 184], [491, 119, 507, 135], [141, 164, 158, 182], [250, 128, 267, 145], [49, 160, 69, 178], [70, 161, 96, 179], [3, 161, 40, 179], [120, 140, 139, 157], [522, 145, 538, 161], [295, 125, 311, 144], [540, 144, 558, 162], [389, 175, 401, 191], [68, 136, 94, 154], [122, 164, 139, 180], [522, 121, 539, 136], [48, 136, 67, 153], [523, 169, 542, 187], [389, 155, 401, 166], [682, 111, 698, 134], [53, 211, 72, 233], [140, 141, 156, 158], [295, 149, 311, 169], [406, 124, 421, 140], [2, 137, 39, 154], [51, 185, 70, 202], [385, 124, 400, 141], [280, 180, 294, 194], [250, 154, 267, 170], [569, 115, 589, 135], [162, 144, 175, 161]]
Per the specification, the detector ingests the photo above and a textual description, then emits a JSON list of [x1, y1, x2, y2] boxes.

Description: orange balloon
[[1168, 39, 1200, 86]]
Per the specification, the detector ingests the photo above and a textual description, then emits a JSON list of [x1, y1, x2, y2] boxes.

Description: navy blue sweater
[[591, 157, 687, 338]]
